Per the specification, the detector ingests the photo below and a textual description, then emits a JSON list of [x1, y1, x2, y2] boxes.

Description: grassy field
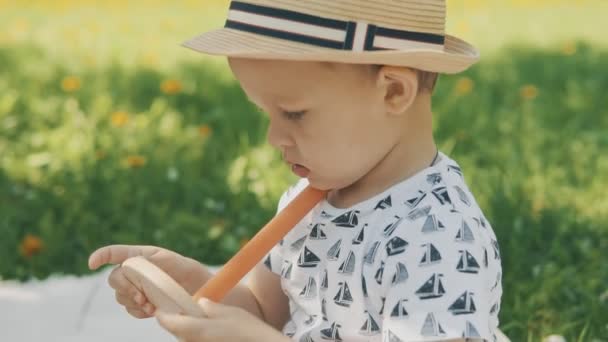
[[1, 0, 607, 340]]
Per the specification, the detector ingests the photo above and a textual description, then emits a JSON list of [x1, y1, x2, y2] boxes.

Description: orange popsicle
[[193, 185, 327, 302]]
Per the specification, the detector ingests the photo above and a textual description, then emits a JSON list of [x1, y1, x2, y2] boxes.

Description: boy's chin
[[305, 177, 332, 191]]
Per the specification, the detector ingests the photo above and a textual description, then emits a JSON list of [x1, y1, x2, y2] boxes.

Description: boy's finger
[[156, 312, 209, 341], [108, 265, 139, 292], [88, 245, 163, 270], [88, 245, 151, 270], [115, 290, 144, 307], [126, 307, 151, 319], [198, 298, 233, 318]]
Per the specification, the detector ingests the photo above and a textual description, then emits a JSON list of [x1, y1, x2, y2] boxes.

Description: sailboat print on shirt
[[463, 321, 482, 338], [420, 312, 446, 337], [448, 291, 477, 315], [364, 241, 381, 264], [483, 247, 489, 268], [390, 299, 409, 319], [431, 186, 452, 206], [454, 220, 475, 243], [427, 173, 442, 185], [383, 216, 404, 237], [490, 302, 499, 315], [421, 214, 446, 234], [303, 314, 318, 326], [333, 281, 354, 307], [309, 223, 327, 240], [327, 239, 342, 261], [299, 276, 317, 299], [320, 322, 343, 341], [491, 272, 501, 291], [362, 275, 368, 297], [322, 298, 328, 321], [375, 260, 385, 285], [352, 224, 367, 245], [407, 205, 431, 221], [386, 236, 408, 256], [281, 260, 293, 279], [263, 254, 273, 271], [391, 262, 408, 285], [415, 273, 446, 300], [321, 268, 329, 291], [419, 243, 442, 267], [320, 210, 334, 219], [384, 329, 404, 342], [298, 246, 320, 268], [492, 239, 501, 259], [291, 234, 308, 252], [480, 215, 488, 228], [300, 332, 314, 342], [331, 210, 360, 228], [359, 311, 381, 336], [447, 164, 463, 178], [338, 251, 356, 275], [405, 191, 427, 208], [454, 185, 471, 206], [375, 195, 392, 210], [456, 250, 480, 274]]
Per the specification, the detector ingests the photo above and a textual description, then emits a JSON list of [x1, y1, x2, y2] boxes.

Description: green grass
[[1, 1, 607, 341]]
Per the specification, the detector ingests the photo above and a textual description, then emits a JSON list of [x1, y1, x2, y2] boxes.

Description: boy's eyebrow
[[246, 96, 308, 110]]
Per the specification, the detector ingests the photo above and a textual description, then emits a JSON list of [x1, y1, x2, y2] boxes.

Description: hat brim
[[181, 28, 479, 74]]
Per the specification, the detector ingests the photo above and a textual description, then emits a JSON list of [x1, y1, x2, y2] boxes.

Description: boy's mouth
[[290, 163, 310, 178]]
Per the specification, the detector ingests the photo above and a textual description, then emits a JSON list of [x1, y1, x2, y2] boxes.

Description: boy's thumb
[[197, 298, 227, 317]]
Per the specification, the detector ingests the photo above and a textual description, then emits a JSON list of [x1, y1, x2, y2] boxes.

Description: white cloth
[[263, 152, 503, 342]]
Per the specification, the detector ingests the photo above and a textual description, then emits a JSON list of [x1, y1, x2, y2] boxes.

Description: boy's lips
[[287, 161, 310, 178]]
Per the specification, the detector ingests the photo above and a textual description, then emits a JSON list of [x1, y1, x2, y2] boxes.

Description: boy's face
[[228, 58, 402, 191]]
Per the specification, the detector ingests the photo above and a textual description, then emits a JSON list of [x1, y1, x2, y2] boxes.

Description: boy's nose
[[266, 120, 294, 149]]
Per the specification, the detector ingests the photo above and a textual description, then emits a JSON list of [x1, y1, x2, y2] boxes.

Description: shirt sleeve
[[262, 178, 310, 276], [379, 216, 501, 342]]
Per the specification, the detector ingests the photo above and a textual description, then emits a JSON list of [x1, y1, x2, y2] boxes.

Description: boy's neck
[[327, 93, 436, 209]]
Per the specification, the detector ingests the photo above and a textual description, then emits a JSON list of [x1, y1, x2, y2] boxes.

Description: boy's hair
[[322, 62, 439, 94]]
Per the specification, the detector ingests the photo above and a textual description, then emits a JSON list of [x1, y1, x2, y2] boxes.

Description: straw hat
[[181, 0, 479, 74]]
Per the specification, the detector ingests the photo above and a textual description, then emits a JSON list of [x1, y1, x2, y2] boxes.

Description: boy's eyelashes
[[283, 110, 306, 121], [253, 104, 306, 121]]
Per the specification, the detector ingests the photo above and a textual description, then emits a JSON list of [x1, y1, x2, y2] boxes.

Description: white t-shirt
[[262, 152, 503, 342]]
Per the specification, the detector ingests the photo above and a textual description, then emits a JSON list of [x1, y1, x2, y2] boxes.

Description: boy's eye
[[283, 110, 306, 121], [252, 103, 306, 121]]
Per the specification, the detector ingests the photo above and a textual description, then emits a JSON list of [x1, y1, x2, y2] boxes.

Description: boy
[[88, 0, 503, 341]]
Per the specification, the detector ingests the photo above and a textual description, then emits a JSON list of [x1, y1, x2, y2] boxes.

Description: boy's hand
[[88, 245, 204, 319], [156, 298, 290, 342]]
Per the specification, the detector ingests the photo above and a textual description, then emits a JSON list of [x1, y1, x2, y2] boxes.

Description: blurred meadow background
[[1, 0, 607, 340]]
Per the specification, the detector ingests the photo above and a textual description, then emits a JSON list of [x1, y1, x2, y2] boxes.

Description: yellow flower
[[561, 41, 577, 56], [198, 124, 212, 138], [111, 111, 129, 127], [19, 234, 44, 258], [455, 77, 474, 95], [520, 85, 539, 100], [125, 155, 147, 168], [160, 79, 182, 95], [61, 76, 81, 92]]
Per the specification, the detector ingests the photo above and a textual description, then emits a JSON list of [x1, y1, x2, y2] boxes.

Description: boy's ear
[[376, 66, 419, 115]]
